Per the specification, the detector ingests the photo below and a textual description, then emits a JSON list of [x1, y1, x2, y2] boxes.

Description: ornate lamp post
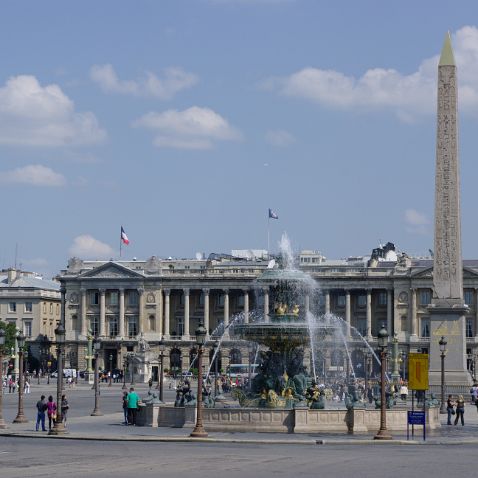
[[439, 336, 447, 414], [122, 355, 128, 390], [190, 323, 208, 438], [391, 334, 400, 384], [401, 351, 407, 380], [0, 329, 7, 429], [108, 354, 113, 387], [157, 337, 166, 402], [91, 337, 103, 416], [374, 324, 392, 440], [49, 324, 67, 435], [13, 332, 27, 424], [215, 341, 221, 396]]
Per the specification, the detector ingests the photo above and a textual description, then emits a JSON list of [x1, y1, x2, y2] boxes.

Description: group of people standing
[[35, 394, 69, 431], [446, 394, 466, 426]]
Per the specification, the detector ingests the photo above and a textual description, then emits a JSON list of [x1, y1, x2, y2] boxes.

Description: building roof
[[0, 274, 60, 291]]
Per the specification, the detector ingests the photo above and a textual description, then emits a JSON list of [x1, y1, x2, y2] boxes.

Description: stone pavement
[[2, 381, 478, 445]]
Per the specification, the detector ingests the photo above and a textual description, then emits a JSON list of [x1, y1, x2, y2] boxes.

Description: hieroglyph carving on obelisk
[[433, 31, 463, 302]]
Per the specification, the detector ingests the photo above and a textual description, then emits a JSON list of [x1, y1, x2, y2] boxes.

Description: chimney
[[7, 268, 18, 284]]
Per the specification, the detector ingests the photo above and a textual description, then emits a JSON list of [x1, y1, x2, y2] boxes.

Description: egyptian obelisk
[[429, 32, 471, 389]]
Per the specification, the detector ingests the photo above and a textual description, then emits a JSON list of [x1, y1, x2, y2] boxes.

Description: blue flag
[[268, 208, 279, 220]]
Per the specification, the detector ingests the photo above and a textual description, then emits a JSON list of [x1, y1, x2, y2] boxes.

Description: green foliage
[[0, 321, 17, 351], [191, 367, 198, 377]]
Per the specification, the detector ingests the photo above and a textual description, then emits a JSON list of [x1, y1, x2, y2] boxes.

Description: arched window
[[229, 348, 242, 365]]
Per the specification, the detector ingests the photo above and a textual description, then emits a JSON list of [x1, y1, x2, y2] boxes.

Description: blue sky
[[2, 0, 478, 278]]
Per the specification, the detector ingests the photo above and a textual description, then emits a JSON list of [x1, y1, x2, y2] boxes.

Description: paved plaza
[[2, 381, 478, 477]]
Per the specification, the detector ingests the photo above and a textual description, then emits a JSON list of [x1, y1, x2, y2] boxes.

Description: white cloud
[[133, 106, 241, 150], [265, 129, 295, 147], [404, 208, 430, 235], [266, 26, 478, 120], [90, 64, 198, 100], [0, 164, 66, 187], [69, 235, 115, 259], [0, 75, 106, 146]]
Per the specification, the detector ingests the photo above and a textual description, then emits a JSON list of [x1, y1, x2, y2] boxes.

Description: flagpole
[[267, 216, 270, 259], [119, 227, 122, 259]]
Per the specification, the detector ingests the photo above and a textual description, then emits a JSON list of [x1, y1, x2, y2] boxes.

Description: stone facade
[[56, 254, 478, 383]]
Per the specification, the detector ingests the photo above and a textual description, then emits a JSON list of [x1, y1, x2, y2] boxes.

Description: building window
[[89, 291, 99, 305], [127, 291, 139, 307], [108, 316, 118, 337], [357, 318, 366, 337], [465, 290, 474, 307], [419, 290, 432, 306], [176, 318, 184, 336], [108, 291, 118, 306], [24, 321, 32, 337], [43, 303, 47, 313], [127, 316, 138, 337], [89, 316, 99, 336], [71, 314, 78, 332], [378, 292, 387, 306], [8, 302, 16, 312], [357, 295, 366, 307], [50, 303, 53, 314], [466, 318, 474, 338], [149, 315, 156, 332], [421, 318, 430, 338], [217, 294, 225, 307], [199, 293, 204, 306], [337, 295, 345, 308], [56, 304, 60, 315], [25, 302, 33, 313]]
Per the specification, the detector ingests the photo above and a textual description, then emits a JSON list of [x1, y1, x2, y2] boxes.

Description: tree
[[0, 320, 18, 351]]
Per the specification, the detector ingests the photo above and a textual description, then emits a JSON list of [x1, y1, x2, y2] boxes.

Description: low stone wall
[[203, 408, 294, 433], [153, 405, 441, 433]]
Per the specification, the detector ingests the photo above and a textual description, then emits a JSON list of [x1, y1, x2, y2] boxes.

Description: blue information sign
[[408, 411, 426, 425]]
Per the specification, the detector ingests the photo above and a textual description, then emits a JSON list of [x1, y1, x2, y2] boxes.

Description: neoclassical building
[[55, 247, 478, 382]]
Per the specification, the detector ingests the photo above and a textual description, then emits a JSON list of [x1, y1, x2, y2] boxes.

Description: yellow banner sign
[[408, 353, 429, 390]]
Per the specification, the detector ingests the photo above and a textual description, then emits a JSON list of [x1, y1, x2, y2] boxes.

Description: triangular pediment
[[79, 262, 144, 279], [411, 266, 478, 280], [411, 267, 433, 279]]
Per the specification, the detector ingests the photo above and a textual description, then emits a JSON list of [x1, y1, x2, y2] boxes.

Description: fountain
[[156, 234, 441, 433]]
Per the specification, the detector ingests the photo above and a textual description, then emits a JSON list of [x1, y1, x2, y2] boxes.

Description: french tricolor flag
[[121, 226, 130, 245]]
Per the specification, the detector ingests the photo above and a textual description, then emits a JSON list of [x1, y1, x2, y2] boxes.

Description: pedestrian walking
[[127, 387, 140, 426], [35, 395, 47, 431], [454, 394, 465, 426], [122, 390, 129, 425], [46, 395, 57, 431], [399, 383, 408, 401], [61, 394, 69, 427], [446, 394, 455, 425], [24, 378, 30, 394]]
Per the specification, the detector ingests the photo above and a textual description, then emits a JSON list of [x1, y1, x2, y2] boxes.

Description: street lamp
[[190, 323, 208, 438], [122, 355, 128, 390], [49, 323, 67, 435], [215, 341, 220, 396], [157, 337, 166, 402], [108, 353, 113, 387], [0, 329, 7, 429], [374, 324, 392, 440], [439, 336, 447, 414], [401, 350, 407, 380], [13, 332, 27, 424], [91, 337, 103, 416]]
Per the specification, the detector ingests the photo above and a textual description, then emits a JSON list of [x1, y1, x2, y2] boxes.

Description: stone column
[[80, 288, 87, 336], [203, 289, 210, 335], [366, 289, 372, 339], [119, 288, 125, 337], [183, 288, 190, 339], [474, 288, 478, 338], [410, 288, 417, 337], [263, 288, 270, 322], [99, 289, 106, 337], [387, 289, 393, 336], [223, 289, 230, 332], [243, 289, 249, 324], [138, 288, 144, 335], [345, 290, 351, 337], [164, 289, 170, 338], [158, 288, 163, 337], [325, 290, 330, 315], [305, 294, 310, 315]]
